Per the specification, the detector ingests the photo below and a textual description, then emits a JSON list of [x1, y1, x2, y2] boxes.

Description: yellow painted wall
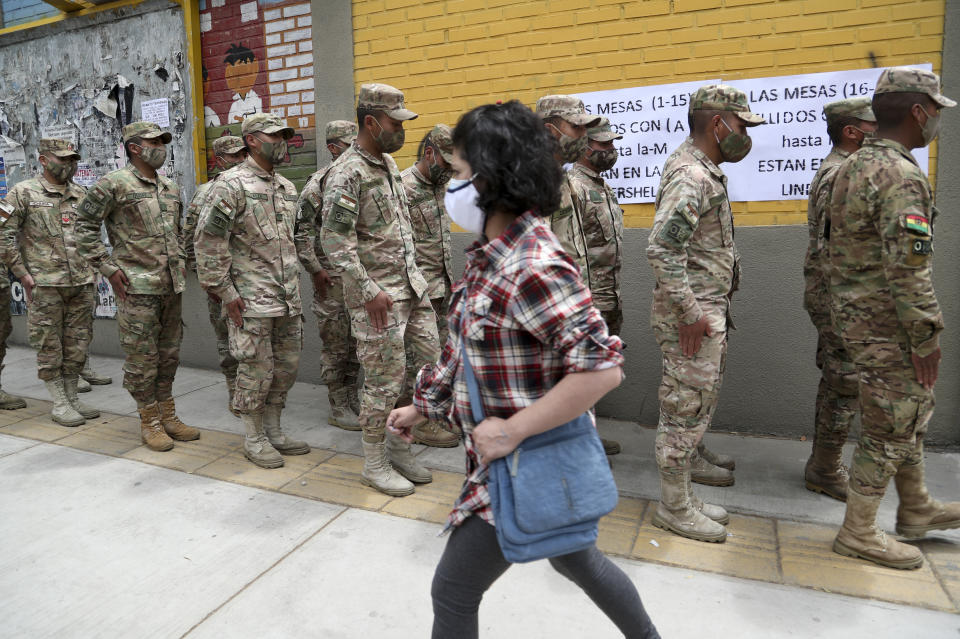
[[352, 0, 945, 227]]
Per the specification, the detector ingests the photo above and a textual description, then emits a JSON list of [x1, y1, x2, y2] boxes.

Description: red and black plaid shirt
[[413, 211, 625, 532]]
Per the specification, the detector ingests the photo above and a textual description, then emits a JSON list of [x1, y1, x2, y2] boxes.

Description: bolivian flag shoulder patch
[[335, 193, 358, 214], [0, 200, 13, 225], [905, 214, 930, 235]]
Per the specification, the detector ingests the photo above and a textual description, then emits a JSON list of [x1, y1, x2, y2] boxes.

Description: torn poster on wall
[[140, 98, 170, 128]]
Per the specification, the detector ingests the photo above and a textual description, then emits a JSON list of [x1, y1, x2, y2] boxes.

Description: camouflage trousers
[[601, 308, 623, 337], [851, 363, 932, 497], [28, 284, 95, 381], [811, 328, 858, 451], [0, 279, 10, 377], [206, 295, 237, 383], [653, 312, 727, 470], [228, 314, 302, 414], [116, 293, 182, 405], [312, 276, 360, 398], [348, 294, 439, 443], [430, 294, 450, 349]]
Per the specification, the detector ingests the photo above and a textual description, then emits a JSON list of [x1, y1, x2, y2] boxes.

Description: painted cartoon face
[[224, 59, 258, 97]]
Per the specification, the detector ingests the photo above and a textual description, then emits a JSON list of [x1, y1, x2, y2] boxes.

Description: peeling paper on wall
[[0, 136, 26, 166]]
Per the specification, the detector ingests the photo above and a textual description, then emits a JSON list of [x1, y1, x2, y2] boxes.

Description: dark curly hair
[[451, 101, 562, 217]]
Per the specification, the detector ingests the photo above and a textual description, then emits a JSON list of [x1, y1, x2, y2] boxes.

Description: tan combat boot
[[139, 402, 174, 451], [263, 404, 310, 455], [361, 439, 414, 496], [327, 387, 361, 431], [895, 462, 960, 538], [63, 374, 100, 419], [45, 378, 85, 427], [690, 449, 735, 487], [76, 376, 92, 393], [0, 385, 28, 410], [804, 443, 849, 502], [242, 413, 284, 468], [687, 474, 730, 525], [81, 357, 112, 385], [698, 442, 735, 470], [412, 419, 459, 448], [386, 433, 433, 484], [158, 398, 200, 441], [833, 487, 923, 569], [652, 469, 727, 542]]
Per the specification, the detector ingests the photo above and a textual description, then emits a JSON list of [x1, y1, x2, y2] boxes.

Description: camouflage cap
[[212, 135, 245, 156], [357, 83, 418, 121], [325, 120, 358, 144], [241, 112, 295, 139], [428, 123, 454, 162], [690, 84, 766, 126], [535, 95, 601, 127], [874, 66, 956, 108], [122, 121, 172, 144], [38, 138, 80, 159], [586, 117, 623, 142], [823, 98, 876, 125]]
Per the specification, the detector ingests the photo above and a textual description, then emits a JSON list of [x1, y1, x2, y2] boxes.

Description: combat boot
[[327, 387, 361, 431], [158, 398, 200, 441], [690, 449, 735, 487], [602, 438, 622, 456], [698, 442, 735, 471], [833, 487, 922, 569], [81, 358, 112, 385], [894, 462, 960, 538], [263, 404, 310, 455], [804, 443, 849, 501], [44, 378, 85, 427], [139, 402, 174, 451], [412, 419, 459, 448], [242, 413, 284, 468], [386, 433, 433, 484], [0, 386, 27, 410], [652, 469, 727, 542], [361, 439, 414, 496], [63, 374, 100, 419], [687, 474, 730, 525], [76, 376, 92, 393]]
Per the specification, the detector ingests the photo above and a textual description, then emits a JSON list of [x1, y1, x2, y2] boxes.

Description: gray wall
[[310, 0, 355, 167]]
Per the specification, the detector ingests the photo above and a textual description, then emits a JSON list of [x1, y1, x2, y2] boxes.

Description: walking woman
[[387, 100, 660, 639]]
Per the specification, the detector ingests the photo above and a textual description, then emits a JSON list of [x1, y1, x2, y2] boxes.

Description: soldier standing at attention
[[183, 135, 247, 416], [399, 124, 459, 449], [0, 138, 97, 425], [320, 83, 440, 497], [76, 122, 198, 451], [829, 67, 960, 569], [801, 98, 877, 501], [295, 120, 361, 431], [647, 86, 764, 542], [195, 113, 309, 469]]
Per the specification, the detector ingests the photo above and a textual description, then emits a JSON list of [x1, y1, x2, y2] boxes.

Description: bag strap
[[459, 294, 487, 424]]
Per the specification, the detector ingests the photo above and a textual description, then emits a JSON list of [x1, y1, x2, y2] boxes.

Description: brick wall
[[352, 0, 945, 227]]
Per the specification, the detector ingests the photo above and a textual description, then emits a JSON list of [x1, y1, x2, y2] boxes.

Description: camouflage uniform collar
[[831, 147, 852, 160], [869, 138, 919, 167], [683, 137, 727, 184], [37, 174, 67, 195], [353, 140, 388, 169], [466, 210, 541, 271], [126, 163, 158, 186], [242, 154, 274, 180], [410, 163, 432, 186], [571, 162, 602, 182]]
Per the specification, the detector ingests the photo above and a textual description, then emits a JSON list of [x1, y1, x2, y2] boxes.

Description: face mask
[[850, 126, 876, 148], [256, 135, 288, 164], [218, 155, 243, 170], [47, 158, 77, 182], [371, 118, 405, 154], [714, 118, 752, 163], [549, 123, 588, 164], [444, 175, 485, 235], [329, 143, 347, 160], [137, 145, 167, 169], [918, 106, 941, 146], [428, 155, 452, 184], [589, 148, 618, 172]]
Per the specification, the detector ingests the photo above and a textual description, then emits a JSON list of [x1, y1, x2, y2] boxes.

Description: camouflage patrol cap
[[429, 123, 454, 162], [38, 138, 80, 160], [357, 83, 418, 121], [212, 135, 245, 156], [122, 121, 173, 144], [823, 98, 876, 125], [325, 120, 358, 144], [690, 85, 766, 126], [535, 95, 601, 127], [874, 67, 956, 108], [242, 112, 295, 139], [586, 117, 623, 142]]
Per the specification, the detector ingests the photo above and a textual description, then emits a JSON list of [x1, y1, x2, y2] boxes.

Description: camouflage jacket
[[802, 147, 849, 332], [647, 138, 740, 326], [194, 156, 302, 317], [550, 175, 591, 287], [828, 138, 942, 364], [319, 142, 428, 308], [568, 163, 623, 311], [0, 175, 93, 286], [400, 164, 454, 300], [294, 163, 335, 276], [76, 164, 185, 295], [182, 178, 216, 272]]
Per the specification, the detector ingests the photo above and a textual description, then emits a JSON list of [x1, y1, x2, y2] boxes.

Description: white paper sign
[[576, 79, 720, 203], [41, 123, 79, 147], [140, 98, 170, 128], [0, 135, 26, 166]]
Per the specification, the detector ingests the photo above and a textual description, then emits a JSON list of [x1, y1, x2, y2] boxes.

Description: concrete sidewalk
[[0, 345, 958, 637]]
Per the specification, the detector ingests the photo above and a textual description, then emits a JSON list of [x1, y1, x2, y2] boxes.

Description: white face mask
[[444, 175, 485, 235]]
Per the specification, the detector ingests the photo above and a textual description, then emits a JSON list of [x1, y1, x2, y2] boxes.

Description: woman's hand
[[386, 405, 426, 443], [473, 416, 519, 463]]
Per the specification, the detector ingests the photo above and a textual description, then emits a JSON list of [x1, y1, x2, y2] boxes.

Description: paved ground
[[1, 345, 958, 638]]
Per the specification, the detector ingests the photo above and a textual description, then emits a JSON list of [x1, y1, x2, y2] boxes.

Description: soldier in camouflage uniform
[[196, 113, 310, 469], [399, 124, 459, 448], [295, 120, 362, 431], [647, 85, 764, 543], [0, 270, 24, 410], [76, 121, 199, 451], [320, 83, 442, 497], [183, 135, 247, 416], [802, 98, 877, 501], [1, 138, 96, 420], [829, 67, 960, 570]]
